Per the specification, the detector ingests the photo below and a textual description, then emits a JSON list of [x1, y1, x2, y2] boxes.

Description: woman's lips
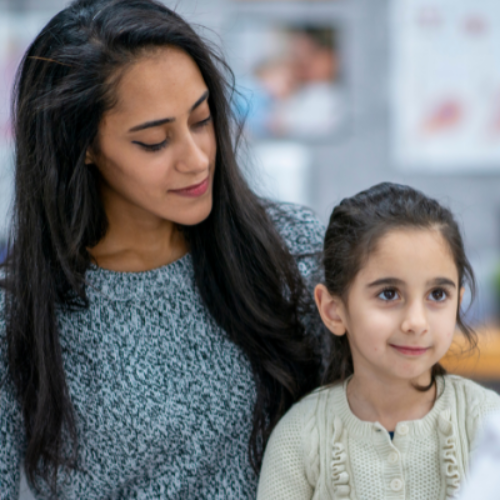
[[170, 177, 209, 197], [390, 344, 430, 356]]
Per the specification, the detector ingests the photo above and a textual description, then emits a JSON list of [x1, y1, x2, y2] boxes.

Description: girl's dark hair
[[0, 0, 319, 491], [322, 182, 476, 387]]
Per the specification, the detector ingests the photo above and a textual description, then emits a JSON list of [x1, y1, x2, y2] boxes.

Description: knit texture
[[0, 203, 325, 500], [257, 375, 500, 500]]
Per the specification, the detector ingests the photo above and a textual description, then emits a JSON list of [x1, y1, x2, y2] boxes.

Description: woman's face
[[88, 46, 217, 226]]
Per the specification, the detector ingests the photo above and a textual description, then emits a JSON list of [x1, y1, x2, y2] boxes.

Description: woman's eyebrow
[[128, 90, 210, 132]]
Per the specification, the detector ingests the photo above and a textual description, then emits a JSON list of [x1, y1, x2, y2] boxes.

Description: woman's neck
[[346, 368, 437, 431], [88, 188, 188, 273]]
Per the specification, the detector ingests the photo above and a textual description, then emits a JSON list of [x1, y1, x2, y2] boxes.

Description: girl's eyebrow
[[128, 90, 209, 133], [367, 277, 404, 288], [367, 277, 456, 288], [429, 277, 456, 288]]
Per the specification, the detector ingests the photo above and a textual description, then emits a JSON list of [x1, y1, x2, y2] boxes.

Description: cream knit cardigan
[[257, 375, 500, 500]]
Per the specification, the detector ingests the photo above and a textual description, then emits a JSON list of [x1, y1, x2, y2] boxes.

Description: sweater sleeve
[[459, 377, 500, 453], [256, 401, 314, 500], [0, 290, 23, 500], [266, 202, 327, 340]]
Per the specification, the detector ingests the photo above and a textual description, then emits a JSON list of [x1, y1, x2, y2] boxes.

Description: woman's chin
[[168, 198, 213, 227]]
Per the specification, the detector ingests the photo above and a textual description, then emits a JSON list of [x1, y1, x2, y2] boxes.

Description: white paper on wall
[[391, 0, 500, 172]]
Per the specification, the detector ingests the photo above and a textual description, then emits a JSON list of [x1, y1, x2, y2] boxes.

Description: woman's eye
[[194, 115, 212, 128], [132, 139, 168, 152], [429, 288, 447, 302], [378, 288, 399, 301]]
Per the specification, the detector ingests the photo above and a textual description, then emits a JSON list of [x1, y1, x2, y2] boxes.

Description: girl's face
[[316, 228, 463, 384], [87, 46, 217, 226]]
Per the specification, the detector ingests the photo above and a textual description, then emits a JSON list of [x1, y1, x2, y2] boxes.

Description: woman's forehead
[[107, 46, 207, 121]]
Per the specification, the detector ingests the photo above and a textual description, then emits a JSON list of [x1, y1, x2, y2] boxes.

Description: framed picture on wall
[[226, 19, 349, 141]]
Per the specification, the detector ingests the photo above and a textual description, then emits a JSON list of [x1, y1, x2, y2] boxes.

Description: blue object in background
[[0, 245, 7, 264]]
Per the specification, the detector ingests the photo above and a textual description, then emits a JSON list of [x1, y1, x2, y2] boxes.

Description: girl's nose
[[401, 300, 429, 335], [174, 129, 210, 174]]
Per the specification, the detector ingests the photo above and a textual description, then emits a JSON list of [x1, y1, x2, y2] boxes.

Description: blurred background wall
[[2, 0, 499, 325], [0, 1, 499, 498]]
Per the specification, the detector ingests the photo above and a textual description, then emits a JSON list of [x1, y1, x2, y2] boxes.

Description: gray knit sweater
[[0, 203, 325, 500]]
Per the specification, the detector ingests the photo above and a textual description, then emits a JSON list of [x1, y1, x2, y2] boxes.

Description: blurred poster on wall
[[392, 0, 500, 172], [229, 21, 347, 141]]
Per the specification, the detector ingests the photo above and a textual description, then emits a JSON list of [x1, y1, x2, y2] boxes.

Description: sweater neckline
[[85, 253, 194, 300], [332, 375, 449, 438]]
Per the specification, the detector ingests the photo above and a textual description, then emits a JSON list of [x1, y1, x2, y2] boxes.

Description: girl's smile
[[389, 344, 431, 356]]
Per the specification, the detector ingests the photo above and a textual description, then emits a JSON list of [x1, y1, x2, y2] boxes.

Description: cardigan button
[[388, 451, 399, 464], [390, 478, 403, 491], [397, 424, 409, 436]]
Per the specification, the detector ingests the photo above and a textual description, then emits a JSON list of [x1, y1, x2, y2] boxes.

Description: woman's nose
[[401, 300, 429, 335], [174, 129, 210, 174]]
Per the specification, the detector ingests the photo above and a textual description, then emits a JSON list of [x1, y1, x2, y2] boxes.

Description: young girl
[[257, 182, 500, 500]]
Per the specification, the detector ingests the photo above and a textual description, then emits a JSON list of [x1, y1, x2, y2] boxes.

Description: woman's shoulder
[[0, 279, 5, 334], [265, 201, 325, 256], [0, 279, 7, 379]]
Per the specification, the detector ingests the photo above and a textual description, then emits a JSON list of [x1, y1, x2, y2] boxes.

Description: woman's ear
[[85, 148, 95, 166], [314, 284, 347, 337]]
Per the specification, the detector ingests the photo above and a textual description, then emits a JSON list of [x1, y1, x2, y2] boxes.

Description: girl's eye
[[429, 288, 448, 302], [133, 139, 168, 152], [378, 288, 399, 301]]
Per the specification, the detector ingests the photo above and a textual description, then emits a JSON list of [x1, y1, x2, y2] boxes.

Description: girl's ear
[[314, 284, 347, 337]]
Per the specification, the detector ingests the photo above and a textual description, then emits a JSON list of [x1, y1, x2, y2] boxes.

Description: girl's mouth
[[389, 344, 431, 356]]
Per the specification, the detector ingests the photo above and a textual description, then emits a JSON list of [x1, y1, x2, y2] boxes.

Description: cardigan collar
[[331, 375, 449, 439]]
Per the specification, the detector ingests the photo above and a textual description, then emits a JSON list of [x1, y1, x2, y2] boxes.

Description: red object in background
[[423, 99, 463, 133], [464, 15, 487, 36]]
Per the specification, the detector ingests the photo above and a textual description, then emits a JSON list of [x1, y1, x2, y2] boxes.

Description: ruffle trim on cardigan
[[331, 417, 351, 499], [304, 402, 321, 486], [438, 409, 460, 498]]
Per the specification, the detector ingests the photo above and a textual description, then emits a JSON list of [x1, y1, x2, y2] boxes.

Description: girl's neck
[[346, 369, 437, 431]]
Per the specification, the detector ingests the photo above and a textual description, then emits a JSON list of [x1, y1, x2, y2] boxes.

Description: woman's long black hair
[[0, 0, 320, 491]]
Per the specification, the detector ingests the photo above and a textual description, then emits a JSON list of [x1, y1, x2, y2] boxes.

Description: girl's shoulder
[[444, 374, 500, 410], [272, 384, 342, 439], [265, 201, 325, 256], [443, 374, 500, 444]]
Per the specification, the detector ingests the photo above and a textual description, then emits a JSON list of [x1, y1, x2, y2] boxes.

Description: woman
[[0, 0, 325, 498]]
